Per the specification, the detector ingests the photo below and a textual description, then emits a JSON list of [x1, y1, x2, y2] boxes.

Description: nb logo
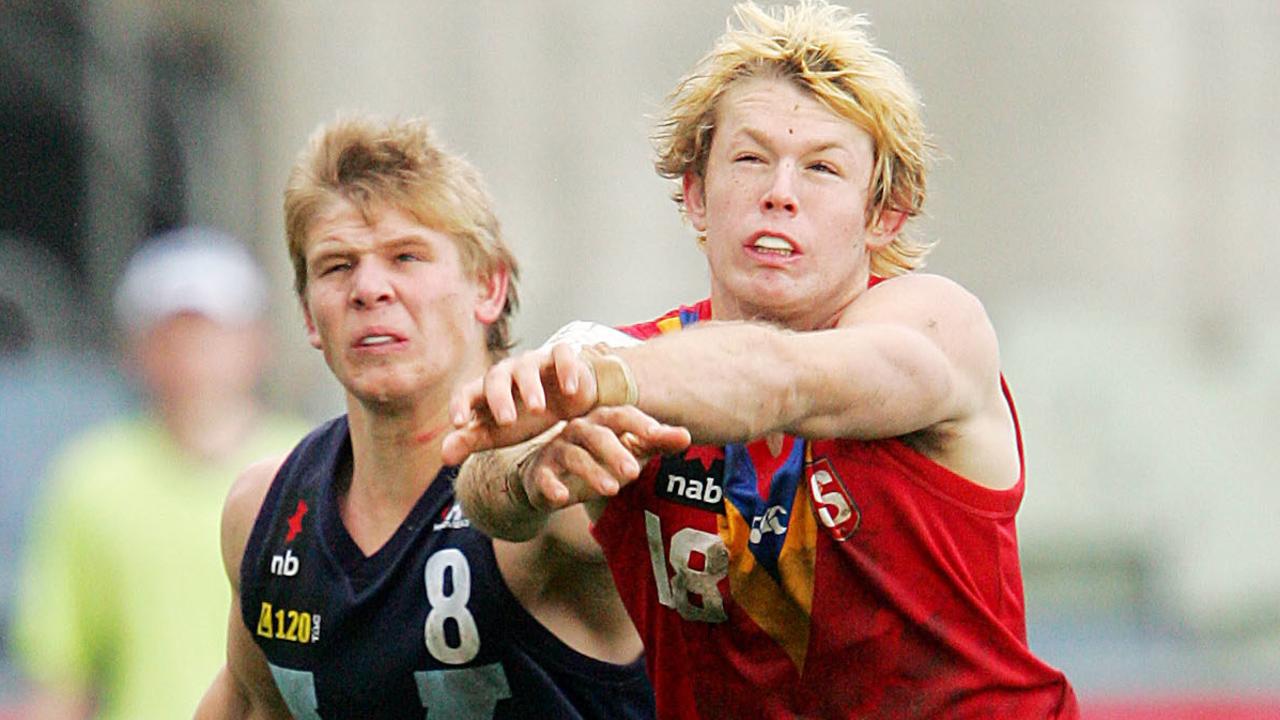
[[270, 548, 300, 577], [749, 505, 789, 544]]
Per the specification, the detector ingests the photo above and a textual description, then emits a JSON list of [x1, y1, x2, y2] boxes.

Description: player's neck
[[341, 397, 449, 550], [709, 271, 867, 331], [349, 394, 449, 478]]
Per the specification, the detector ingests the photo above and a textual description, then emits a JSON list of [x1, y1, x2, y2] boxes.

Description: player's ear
[[867, 208, 907, 250], [683, 172, 708, 233], [301, 298, 322, 350], [473, 265, 509, 325]]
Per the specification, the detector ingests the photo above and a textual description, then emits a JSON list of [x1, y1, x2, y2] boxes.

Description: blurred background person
[[6, 228, 308, 720]]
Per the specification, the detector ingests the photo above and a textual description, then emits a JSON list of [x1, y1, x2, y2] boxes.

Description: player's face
[[684, 76, 897, 329], [301, 200, 505, 410]]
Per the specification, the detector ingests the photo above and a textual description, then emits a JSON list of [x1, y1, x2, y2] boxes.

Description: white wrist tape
[[540, 320, 641, 351], [541, 321, 642, 408]]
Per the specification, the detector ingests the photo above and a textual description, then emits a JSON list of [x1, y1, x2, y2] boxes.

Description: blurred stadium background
[[2, 1, 1278, 716]]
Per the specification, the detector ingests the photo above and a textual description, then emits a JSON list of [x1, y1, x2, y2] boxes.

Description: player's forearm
[[613, 322, 808, 444], [612, 320, 956, 443], [455, 440, 552, 542]]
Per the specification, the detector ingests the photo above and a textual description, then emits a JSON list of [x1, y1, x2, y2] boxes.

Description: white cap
[[114, 227, 269, 334]]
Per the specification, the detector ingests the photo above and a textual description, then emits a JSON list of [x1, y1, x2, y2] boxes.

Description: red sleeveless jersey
[[591, 298, 1078, 719]]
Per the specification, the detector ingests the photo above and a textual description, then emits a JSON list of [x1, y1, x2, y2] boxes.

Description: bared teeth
[[360, 335, 394, 346], [753, 236, 793, 255]]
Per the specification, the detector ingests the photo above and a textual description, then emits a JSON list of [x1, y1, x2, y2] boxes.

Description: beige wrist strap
[[580, 343, 639, 407]]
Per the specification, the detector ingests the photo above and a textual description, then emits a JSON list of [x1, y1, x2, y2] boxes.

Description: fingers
[[445, 409, 563, 465], [528, 462, 572, 510], [511, 351, 548, 414], [450, 376, 485, 428], [584, 406, 692, 459], [447, 352, 552, 458], [510, 407, 693, 514], [551, 342, 582, 396], [443, 371, 690, 474], [482, 359, 520, 425], [639, 423, 693, 456], [451, 348, 551, 427], [440, 426, 479, 466], [452, 344, 590, 433], [445, 345, 691, 504], [522, 419, 637, 509]]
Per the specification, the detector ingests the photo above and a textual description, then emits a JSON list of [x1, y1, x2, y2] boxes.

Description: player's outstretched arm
[[447, 275, 1015, 489], [448, 275, 995, 446], [617, 275, 999, 443], [194, 458, 293, 720]]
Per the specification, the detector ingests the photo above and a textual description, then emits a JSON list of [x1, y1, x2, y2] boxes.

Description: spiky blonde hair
[[654, 0, 935, 276]]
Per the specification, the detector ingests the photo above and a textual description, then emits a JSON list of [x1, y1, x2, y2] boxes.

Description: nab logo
[[656, 448, 725, 513], [433, 502, 470, 530], [663, 473, 723, 505], [748, 505, 788, 544], [270, 548, 300, 577], [807, 458, 860, 541]]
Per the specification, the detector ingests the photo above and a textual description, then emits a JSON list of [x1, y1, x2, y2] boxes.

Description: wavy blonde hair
[[654, 0, 934, 276], [284, 114, 519, 355]]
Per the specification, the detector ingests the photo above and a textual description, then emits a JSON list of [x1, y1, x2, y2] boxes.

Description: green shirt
[[12, 414, 308, 720]]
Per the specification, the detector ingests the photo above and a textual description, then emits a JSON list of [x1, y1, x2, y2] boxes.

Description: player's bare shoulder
[[865, 274, 1017, 488], [850, 273, 990, 324], [220, 454, 287, 586], [849, 273, 1000, 371]]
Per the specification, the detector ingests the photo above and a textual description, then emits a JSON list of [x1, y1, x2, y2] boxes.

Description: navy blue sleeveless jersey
[[240, 417, 656, 719]]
